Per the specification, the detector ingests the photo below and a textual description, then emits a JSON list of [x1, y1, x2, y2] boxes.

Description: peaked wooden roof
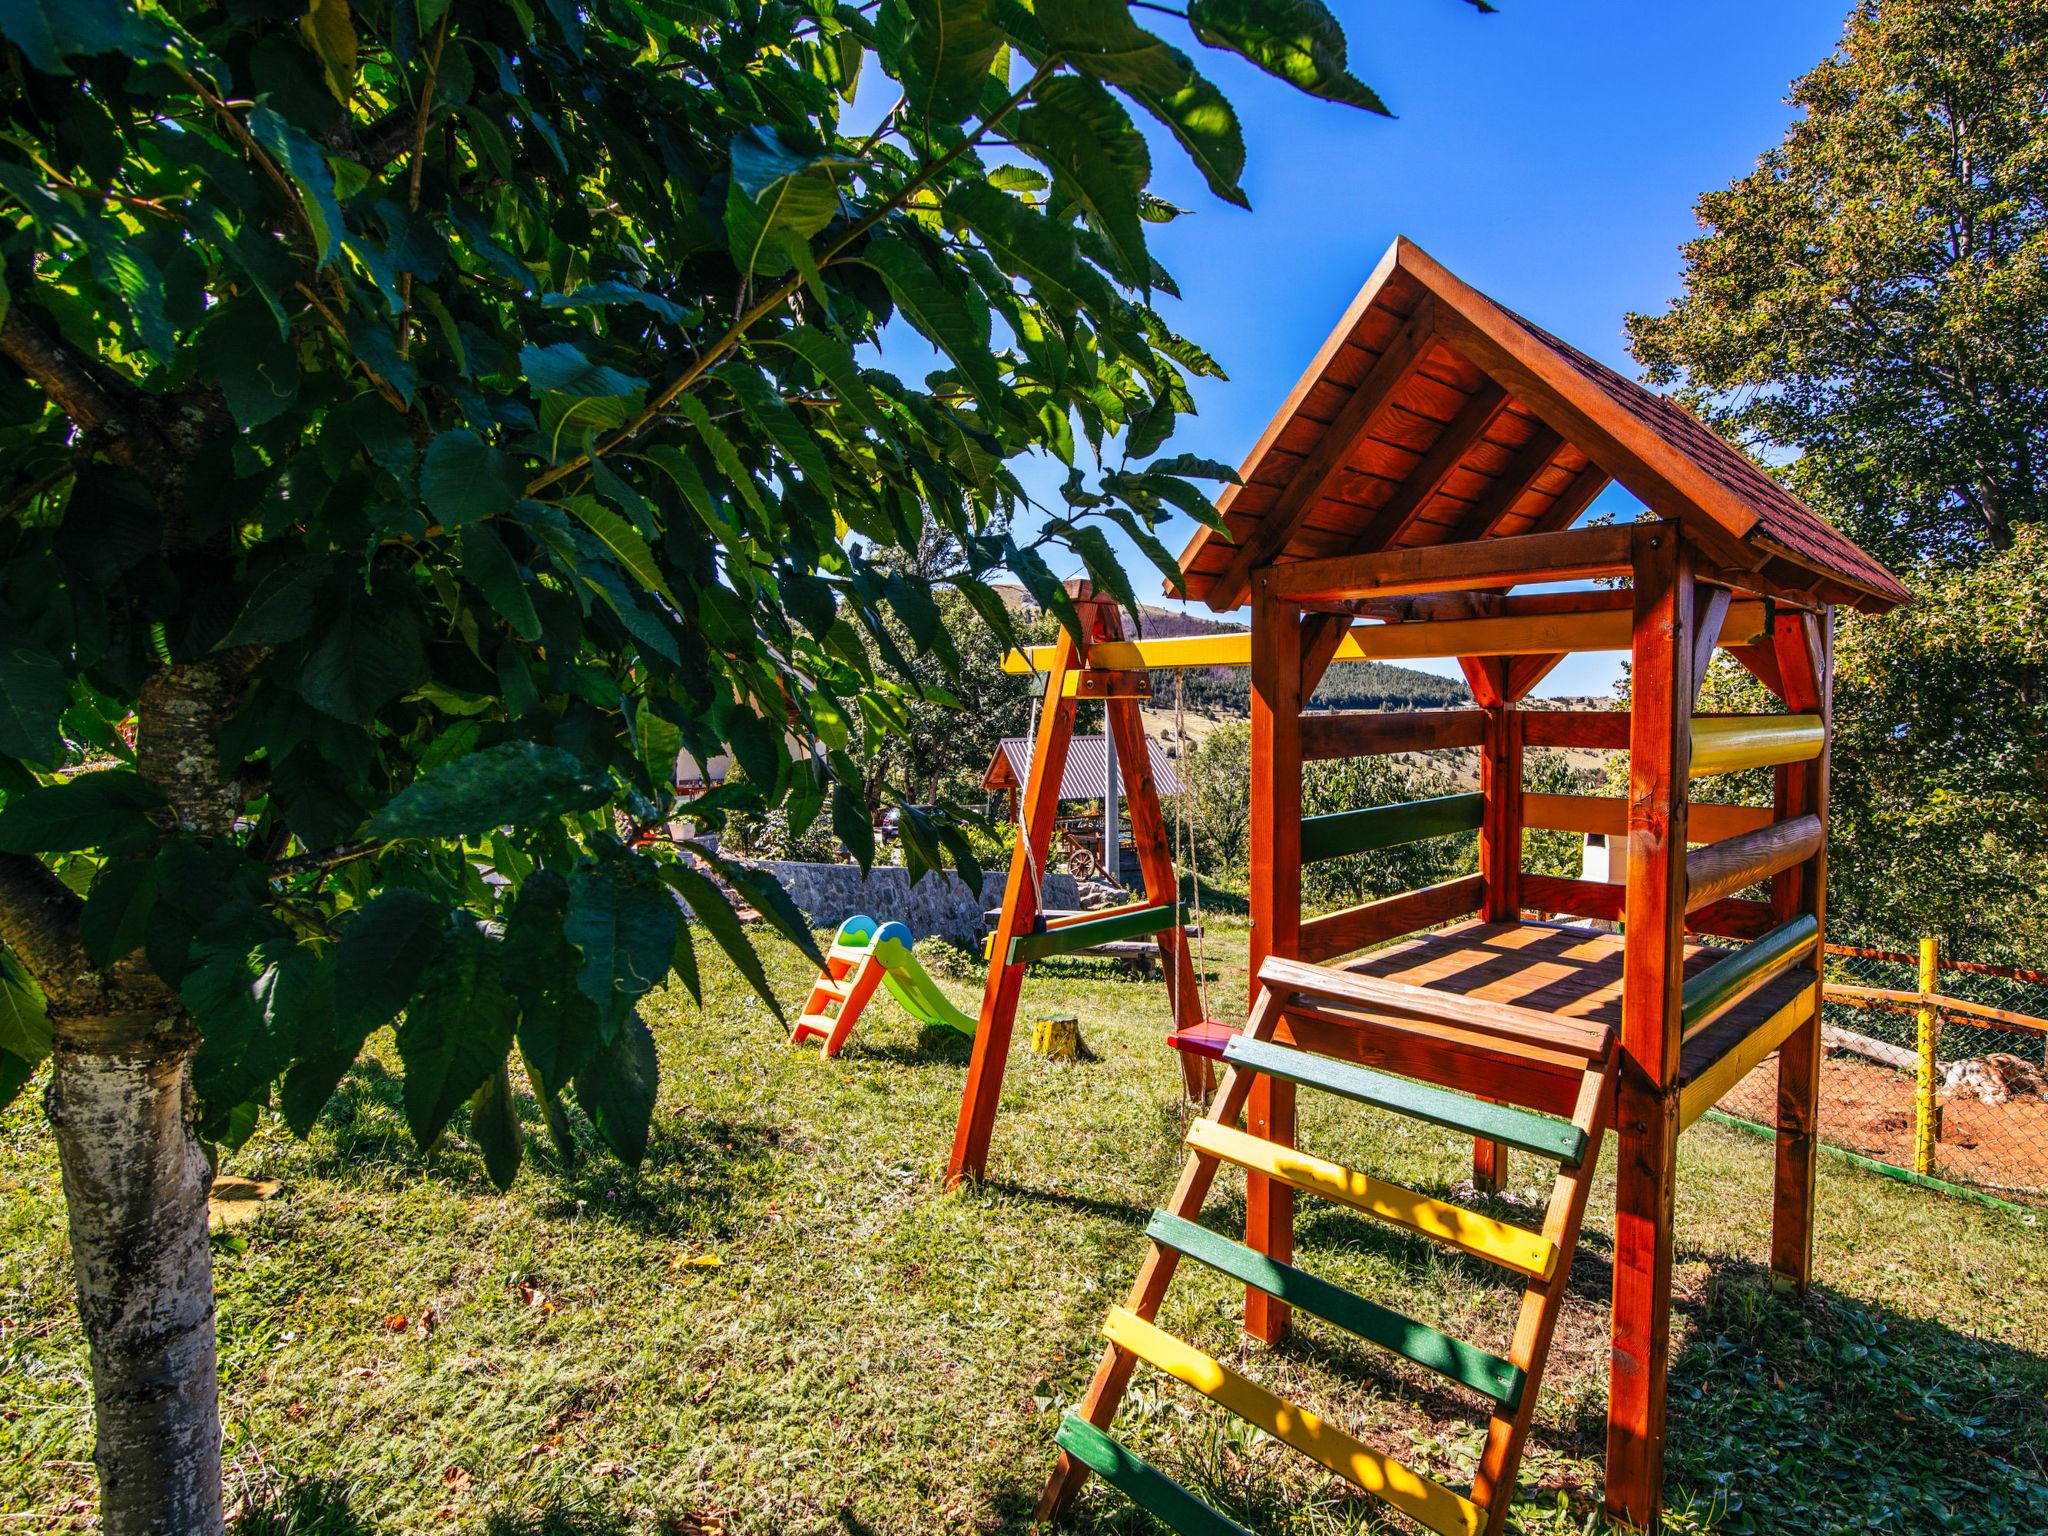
[[1175, 238, 1910, 614]]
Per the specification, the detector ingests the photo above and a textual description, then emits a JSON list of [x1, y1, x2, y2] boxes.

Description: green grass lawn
[[4, 919, 2045, 1535]]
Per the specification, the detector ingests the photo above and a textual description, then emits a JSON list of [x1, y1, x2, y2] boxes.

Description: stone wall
[[730, 860, 1078, 946]]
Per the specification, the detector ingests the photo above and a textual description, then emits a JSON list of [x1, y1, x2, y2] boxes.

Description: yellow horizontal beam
[[1102, 1307, 1483, 1536], [1689, 715, 1825, 777], [1185, 1120, 1556, 1280], [1001, 601, 1772, 674], [1679, 980, 1819, 1129]]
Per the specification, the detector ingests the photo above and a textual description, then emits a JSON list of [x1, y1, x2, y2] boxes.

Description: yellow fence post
[[1913, 935, 1940, 1176]]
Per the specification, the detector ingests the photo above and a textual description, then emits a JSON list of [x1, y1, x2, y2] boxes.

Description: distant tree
[[1625, 0, 2048, 956], [1181, 718, 1253, 873], [1521, 747, 1601, 879], [0, 1, 1482, 1529], [1300, 752, 1473, 910]]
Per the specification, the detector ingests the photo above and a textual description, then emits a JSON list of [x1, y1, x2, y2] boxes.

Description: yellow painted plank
[[1000, 602, 1772, 674], [1102, 1307, 1483, 1536], [1678, 980, 1819, 1128], [1186, 1120, 1556, 1280], [1689, 715, 1825, 777]]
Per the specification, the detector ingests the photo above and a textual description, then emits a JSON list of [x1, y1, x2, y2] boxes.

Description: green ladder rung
[[1008, 904, 1178, 964], [1055, 1413, 1255, 1536], [1223, 1035, 1587, 1165], [1299, 792, 1483, 864], [1147, 1212, 1526, 1409]]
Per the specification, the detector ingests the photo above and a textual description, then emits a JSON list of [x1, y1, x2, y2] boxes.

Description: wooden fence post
[[1914, 935, 1941, 1176]]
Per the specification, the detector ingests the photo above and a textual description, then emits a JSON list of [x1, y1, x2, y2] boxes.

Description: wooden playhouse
[[1011, 239, 1911, 1533]]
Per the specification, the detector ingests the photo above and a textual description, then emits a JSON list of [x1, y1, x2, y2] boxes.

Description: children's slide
[[790, 915, 978, 1057]]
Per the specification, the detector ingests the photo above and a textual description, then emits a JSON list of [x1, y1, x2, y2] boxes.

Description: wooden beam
[[1689, 585, 1734, 712], [1346, 382, 1511, 553], [1262, 523, 1636, 605], [1207, 298, 1438, 607], [1522, 793, 1773, 845], [1607, 525, 1690, 1530], [1245, 590, 1304, 1344], [1301, 708, 1487, 760], [1459, 655, 1508, 710], [1523, 711, 1628, 751], [1296, 875, 1485, 962], [1501, 654, 1565, 702], [1443, 421, 1564, 543], [1684, 814, 1824, 913], [1527, 461, 1613, 534]]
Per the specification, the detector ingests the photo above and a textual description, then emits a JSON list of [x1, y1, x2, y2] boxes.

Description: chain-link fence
[[1717, 936, 2048, 1208]]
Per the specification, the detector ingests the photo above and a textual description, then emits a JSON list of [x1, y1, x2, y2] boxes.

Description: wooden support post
[[1244, 583, 1305, 1343], [1463, 657, 1523, 1192], [1606, 524, 1692, 1531], [1768, 610, 1830, 1290], [1105, 687, 1210, 1100], [1914, 935, 1941, 1176], [947, 601, 1092, 1188]]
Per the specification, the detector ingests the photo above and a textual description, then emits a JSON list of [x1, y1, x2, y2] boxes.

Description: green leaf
[[1147, 453, 1242, 482], [675, 394, 769, 523], [0, 770, 162, 855], [332, 888, 449, 1031], [397, 919, 518, 1150], [300, 583, 427, 725], [503, 871, 602, 1092], [299, 0, 358, 103], [369, 741, 610, 840], [565, 859, 679, 1036], [572, 1008, 657, 1168], [1187, 0, 1390, 115], [949, 180, 1109, 315], [862, 232, 1005, 410], [0, 0, 173, 75], [896, 0, 1004, 121], [0, 629, 65, 765], [227, 564, 324, 647], [706, 856, 825, 969], [1013, 76, 1153, 288], [423, 430, 526, 528], [1063, 522, 1139, 619], [0, 945, 51, 1074], [469, 1061, 523, 1189], [635, 699, 683, 795], [774, 326, 888, 433], [722, 363, 832, 489], [832, 780, 874, 871], [0, 1049, 32, 1112], [249, 106, 346, 265], [1034, 0, 1246, 207], [724, 125, 850, 278], [564, 496, 676, 604], [79, 857, 158, 967], [459, 523, 543, 641], [660, 863, 782, 1021], [186, 939, 311, 1113], [542, 281, 693, 325]]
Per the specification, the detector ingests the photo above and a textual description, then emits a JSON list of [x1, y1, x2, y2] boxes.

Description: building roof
[[983, 735, 1181, 801], [1175, 237, 1910, 615]]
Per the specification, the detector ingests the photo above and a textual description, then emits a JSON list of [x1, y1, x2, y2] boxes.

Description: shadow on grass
[[845, 1023, 977, 1066], [230, 1478, 379, 1536], [294, 1056, 787, 1237], [978, 1177, 1151, 1229]]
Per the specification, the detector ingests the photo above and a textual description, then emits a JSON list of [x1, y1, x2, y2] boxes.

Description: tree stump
[[1030, 1015, 1083, 1061]]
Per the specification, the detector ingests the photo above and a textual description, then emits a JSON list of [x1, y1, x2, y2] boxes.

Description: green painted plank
[[1300, 793, 1483, 864], [1147, 1212, 1526, 1408], [1008, 904, 1178, 964], [1682, 913, 1820, 1028], [1055, 1413, 1256, 1536], [1223, 1035, 1586, 1165]]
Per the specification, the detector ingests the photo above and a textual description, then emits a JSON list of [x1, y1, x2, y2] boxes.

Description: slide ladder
[[791, 916, 978, 1058], [1040, 959, 1618, 1536]]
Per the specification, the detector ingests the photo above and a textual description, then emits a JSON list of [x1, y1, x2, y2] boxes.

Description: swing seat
[[1167, 1018, 1241, 1061]]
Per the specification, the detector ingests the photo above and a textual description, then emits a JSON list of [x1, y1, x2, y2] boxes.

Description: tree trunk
[[46, 1014, 222, 1536]]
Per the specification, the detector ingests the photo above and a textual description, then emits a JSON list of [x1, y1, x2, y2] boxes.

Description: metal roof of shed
[[983, 735, 1181, 801]]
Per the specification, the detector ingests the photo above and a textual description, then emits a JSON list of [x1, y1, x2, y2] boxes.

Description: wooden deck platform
[[1263, 919, 1816, 1124]]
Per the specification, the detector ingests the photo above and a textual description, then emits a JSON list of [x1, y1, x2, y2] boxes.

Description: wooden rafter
[[1445, 421, 1564, 542], [1207, 297, 1438, 607], [1344, 381, 1512, 555]]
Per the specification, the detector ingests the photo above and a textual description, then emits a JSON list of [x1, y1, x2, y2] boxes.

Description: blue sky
[[1003, 0, 1850, 697]]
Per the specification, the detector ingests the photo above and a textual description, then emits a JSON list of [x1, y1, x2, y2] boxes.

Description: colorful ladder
[[1039, 962, 1618, 1536], [789, 915, 887, 1058]]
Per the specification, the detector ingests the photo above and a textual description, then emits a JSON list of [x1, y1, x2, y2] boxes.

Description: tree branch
[[0, 306, 174, 484]]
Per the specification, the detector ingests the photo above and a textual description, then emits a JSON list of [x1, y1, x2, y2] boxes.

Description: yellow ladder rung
[[812, 979, 853, 1000], [1102, 1307, 1482, 1536], [1185, 1120, 1557, 1281]]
